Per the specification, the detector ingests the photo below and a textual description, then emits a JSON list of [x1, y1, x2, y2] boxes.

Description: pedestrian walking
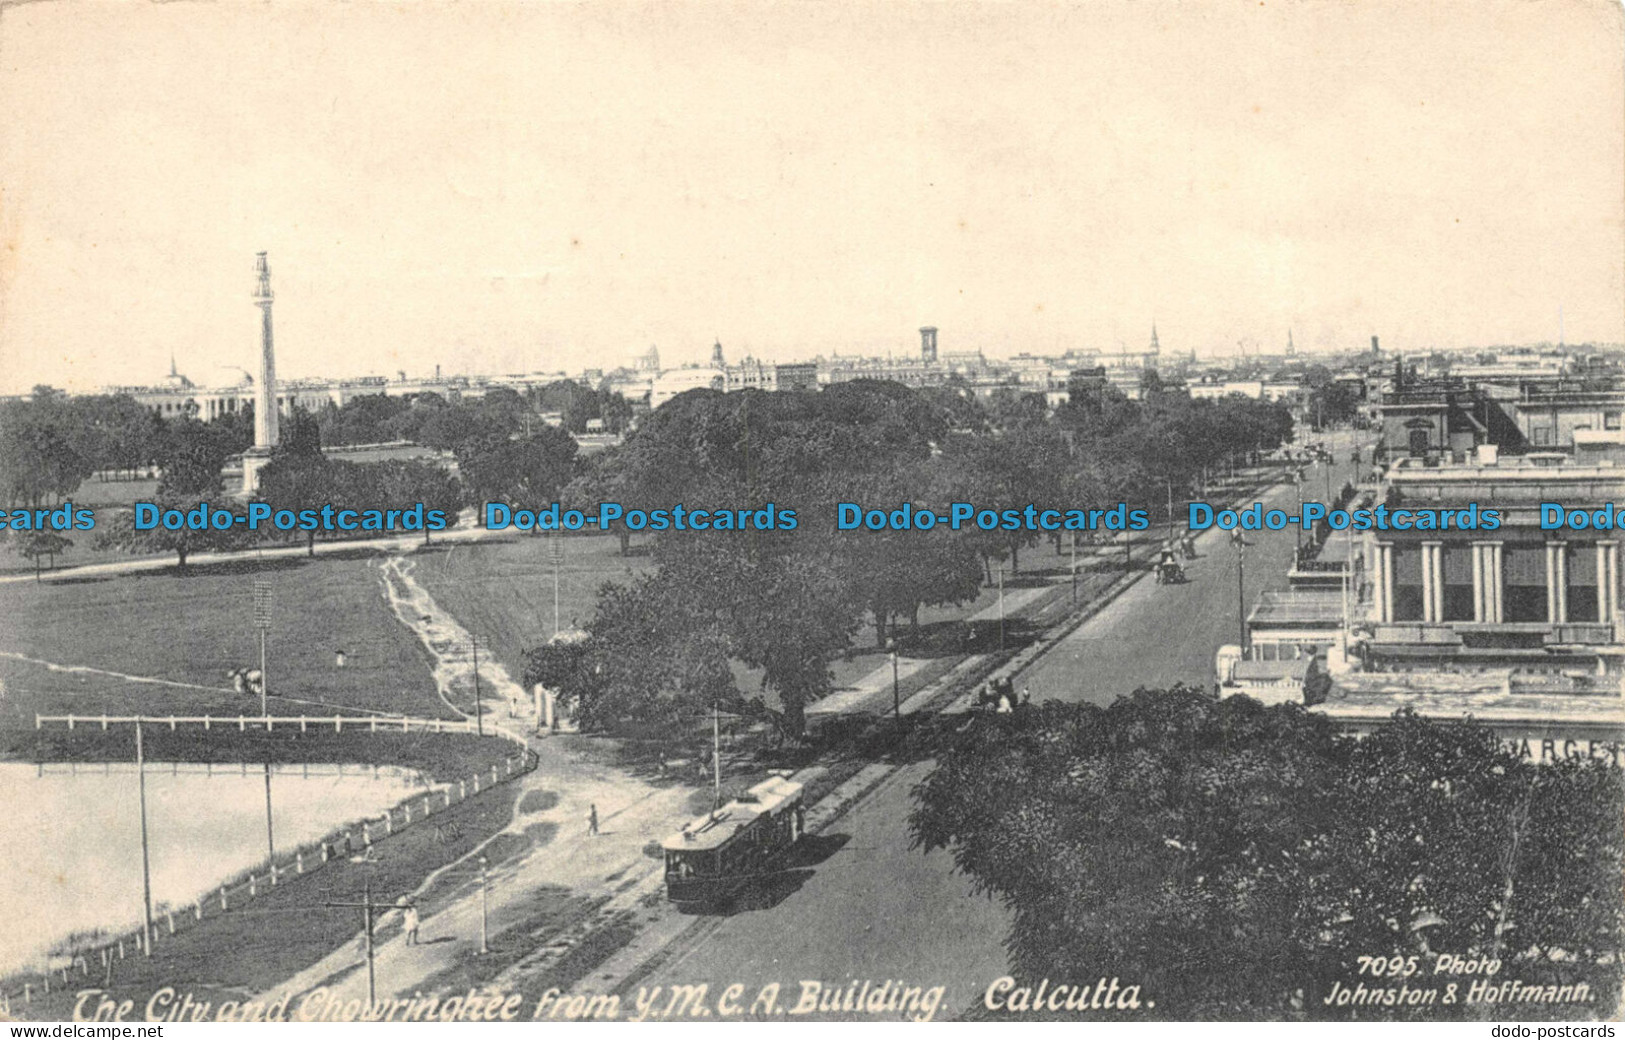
[[403, 902, 420, 946], [588, 803, 600, 837]]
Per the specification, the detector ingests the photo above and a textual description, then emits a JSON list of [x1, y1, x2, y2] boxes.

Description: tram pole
[[471, 634, 483, 737], [263, 762, 274, 860], [135, 721, 154, 956], [712, 701, 722, 812], [479, 855, 490, 955], [1237, 543, 1247, 658]]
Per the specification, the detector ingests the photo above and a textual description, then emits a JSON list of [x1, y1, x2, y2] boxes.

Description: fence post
[[195, 902, 203, 921], [370, 717, 378, 733], [100, 715, 108, 730], [459, 780, 466, 801], [204, 715, 211, 730], [220, 887, 228, 911], [473, 774, 481, 794], [117, 941, 124, 960], [321, 843, 330, 863], [300, 716, 307, 733], [169, 717, 176, 731], [422, 796, 432, 817], [385, 813, 394, 835], [296, 851, 304, 874], [337, 716, 343, 734], [363, 824, 372, 847], [249, 875, 257, 897], [238, 716, 245, 732], [166, 912, 175, 935], [270, 863, 279, 886], [492, 765, 499, 785]]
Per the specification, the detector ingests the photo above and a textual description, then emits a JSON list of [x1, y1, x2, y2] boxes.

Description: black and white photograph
[[0, 0, 1622, 1027]]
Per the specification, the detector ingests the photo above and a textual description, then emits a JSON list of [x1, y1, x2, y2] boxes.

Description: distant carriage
[[660, 776, 805, 907]]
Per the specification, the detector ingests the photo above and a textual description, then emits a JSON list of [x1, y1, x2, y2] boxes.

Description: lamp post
[[888, 639, 900, 721], [471, 634, 483, 737], [1237, 543, 1247, 658], [478, 855, 489, 955]]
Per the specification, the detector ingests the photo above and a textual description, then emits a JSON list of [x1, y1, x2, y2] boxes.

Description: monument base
[[240, 447, 274, 496]]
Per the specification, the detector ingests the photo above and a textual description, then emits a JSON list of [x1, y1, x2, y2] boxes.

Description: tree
[[256, 456, 336, 555], [456, 425, 579, 504], [911, 692, 1624, 1020], [15, 529, 72, 581], [0, 393, 94, 507]]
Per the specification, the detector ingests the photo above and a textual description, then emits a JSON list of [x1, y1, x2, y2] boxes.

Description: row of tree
[[527, 377, 1295, 738], [911, 690, 1623, 1020]]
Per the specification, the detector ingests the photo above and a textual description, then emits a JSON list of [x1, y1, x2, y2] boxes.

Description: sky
[[1, 0, 1621, 394]]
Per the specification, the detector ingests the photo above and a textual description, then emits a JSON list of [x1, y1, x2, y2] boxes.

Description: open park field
[[407, 532, 655, 687], [0, 551, 448, 734]]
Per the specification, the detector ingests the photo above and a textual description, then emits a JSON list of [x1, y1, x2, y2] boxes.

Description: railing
[[34, 713, 533, 748], [5, 727, 538, 1013]]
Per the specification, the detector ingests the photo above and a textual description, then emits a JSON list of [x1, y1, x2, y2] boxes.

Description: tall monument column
[[241, 251, 279, 495]]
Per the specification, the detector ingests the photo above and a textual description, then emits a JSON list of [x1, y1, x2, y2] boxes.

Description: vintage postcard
[[1, 0, 1622, 1028]]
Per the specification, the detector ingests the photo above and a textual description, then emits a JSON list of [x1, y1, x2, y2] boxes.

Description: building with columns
[[1319, 448, 1625, 762]]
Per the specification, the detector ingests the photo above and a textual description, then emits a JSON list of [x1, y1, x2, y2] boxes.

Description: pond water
[[0, 761, 440, 976]]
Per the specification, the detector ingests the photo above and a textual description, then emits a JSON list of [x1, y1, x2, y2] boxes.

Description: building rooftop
[[1248, 589, 1346, 626]]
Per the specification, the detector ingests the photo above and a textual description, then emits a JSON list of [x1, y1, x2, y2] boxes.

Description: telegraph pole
[[1237, 544, 1247, 658], [550, 533, 563, 638], [478, 856, 490, 955], [1070, 530, 1078, 603], [711, 700, 722, 811], [135, 721, 154, 956], [324, 877, 389, 1006], [889, 641, 900, 721], [471, 634, 484, 737]]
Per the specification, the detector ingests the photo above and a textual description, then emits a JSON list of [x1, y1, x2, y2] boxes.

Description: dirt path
[[252, 551, 698, 1011]]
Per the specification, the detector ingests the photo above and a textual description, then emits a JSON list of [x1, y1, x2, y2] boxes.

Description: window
[[1407, 428, 1430, 455], [1532, 427, 1554, 447], [1441, 543, 1474, 621], [1567, 544, 1599, 622], [1503, 544, 1548, 623], [1607, 413, 1622, 431], [1392, 546, 1424, 621]]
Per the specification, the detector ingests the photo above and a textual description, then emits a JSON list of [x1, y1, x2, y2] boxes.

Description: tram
[[660, 775, 806, 905]]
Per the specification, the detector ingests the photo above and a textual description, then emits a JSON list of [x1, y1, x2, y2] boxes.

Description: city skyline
[[2, 1, 1622, 395]]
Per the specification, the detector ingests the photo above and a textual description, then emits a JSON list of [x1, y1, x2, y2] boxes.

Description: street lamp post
[[478, 855, 489, 955], [888, 640, 900, 721], [471, 634, 483, 737], [1237, 544, 1247, 658]]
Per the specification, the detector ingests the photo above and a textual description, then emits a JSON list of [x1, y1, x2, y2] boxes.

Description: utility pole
[[1237, 543, 1247, 658], [1070, 530, 1078, 603], [478, 856, 490, 955], [263, 763, 275, 860], [711, 700, 722, 811], [135, 721, 154, 956], [471, 634, 484, 737], [1166, 476, 1175, 545], [996, 563, 1005, 651], [253, 578, 272, 717], [324, 877, 391, 1006], [889, 640, 900, 721], [550, 532, 562, 638]]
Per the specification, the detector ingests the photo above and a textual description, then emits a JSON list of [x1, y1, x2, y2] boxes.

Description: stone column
[[1375, 542, 1394, 623], [1598, 541, 1619, 625], [1421, 542, 1444, 623], [1483, 542, 1504, 623], [1471, 543, 1488, 622], [1546, 542, 1568, 625]]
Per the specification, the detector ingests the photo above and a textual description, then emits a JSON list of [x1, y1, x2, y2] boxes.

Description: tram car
[[660, 775, 806, 906]]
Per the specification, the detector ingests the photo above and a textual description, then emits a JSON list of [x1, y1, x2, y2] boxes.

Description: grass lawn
[[0, 551, 448, 733], [408, 533, 655, 687]]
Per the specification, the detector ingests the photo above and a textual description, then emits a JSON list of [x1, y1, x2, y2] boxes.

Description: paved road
[[619, 436, 1363, 1022]]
